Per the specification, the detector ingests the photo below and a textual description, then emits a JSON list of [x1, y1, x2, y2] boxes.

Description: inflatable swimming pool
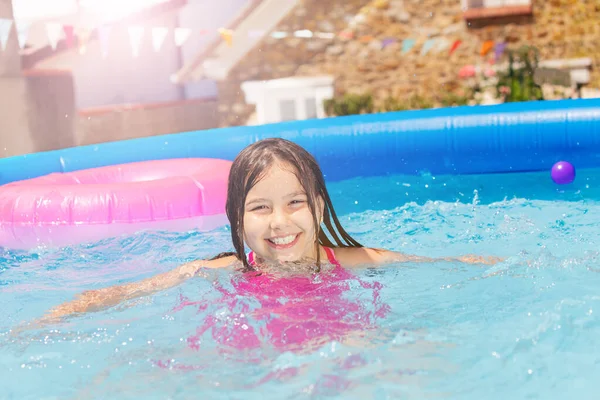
[[0, 98, 599, 250], [2, 99, 600, 400]]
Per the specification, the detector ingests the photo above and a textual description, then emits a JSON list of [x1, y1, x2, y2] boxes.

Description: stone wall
[[219, 0, 600, 126], [217, 0, 373, 126]]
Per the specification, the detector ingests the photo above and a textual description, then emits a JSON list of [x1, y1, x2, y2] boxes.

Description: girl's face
[[243, 163, 321, 263]]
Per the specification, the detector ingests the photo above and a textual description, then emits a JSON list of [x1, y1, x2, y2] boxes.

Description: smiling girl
[[46, 138, 501, 321]]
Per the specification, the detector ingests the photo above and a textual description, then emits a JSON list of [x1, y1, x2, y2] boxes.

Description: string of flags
[[0, 18, 236, 57], [0, 17, 509, 61]]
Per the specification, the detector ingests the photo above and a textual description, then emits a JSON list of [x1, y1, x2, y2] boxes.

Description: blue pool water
[[1, 168, 600, 399]]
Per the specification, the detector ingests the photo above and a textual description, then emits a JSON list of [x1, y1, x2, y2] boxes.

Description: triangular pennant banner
[[76, 26, 92, 54], [174, 27, 191, 47], [271, 31, 287, 39], [0, 18, 12, 51], [63, 25, 74, 48], [434, 37, 450, 53], [402, 38, 415, 54], [480, 40, 494, 56], [494, 42, 507, 59], [97, 25, 111, 58], [314, 32, 335, 39], [151, 27, 168, 52], [294, 29, 313, 38], [338, 30, 354, 40], [381, 37, 397, 49], [128, 26, 144, 57], [218, 28, 233, 46], [420, 38, 436, 56], [449, 39, 462, 55], [15, 20, 31, 49], [45, 22, 63, 50]]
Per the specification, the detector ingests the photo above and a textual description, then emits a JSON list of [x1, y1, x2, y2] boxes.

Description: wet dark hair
[[210, 137, 362, 271]]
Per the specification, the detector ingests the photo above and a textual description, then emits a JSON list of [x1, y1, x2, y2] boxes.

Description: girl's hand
[[47, 286, 126, 319], [453, 254, 504, 265]]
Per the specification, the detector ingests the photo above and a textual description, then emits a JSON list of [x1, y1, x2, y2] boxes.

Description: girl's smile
[[266, 233, 301, 249]]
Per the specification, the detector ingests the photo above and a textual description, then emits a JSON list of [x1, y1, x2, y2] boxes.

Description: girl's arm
[[336, 247, 503, 267], [377, 250, 503, 265], [45, 256, 237, 320]]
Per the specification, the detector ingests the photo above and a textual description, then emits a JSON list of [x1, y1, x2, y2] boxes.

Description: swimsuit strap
[[247, 251, 255, 266], [323, 246, 342, 267], [246, 247, 340, 268]]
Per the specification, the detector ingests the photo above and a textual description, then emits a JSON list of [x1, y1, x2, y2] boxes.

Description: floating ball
[[551, 161, 575, 185]]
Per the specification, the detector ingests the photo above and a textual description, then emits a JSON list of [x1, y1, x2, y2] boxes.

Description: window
[[305, 97, 317, 119], [279, 99, 296, 121]]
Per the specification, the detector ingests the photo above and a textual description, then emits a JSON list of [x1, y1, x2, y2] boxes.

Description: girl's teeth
[[269, 235, 296, 245]]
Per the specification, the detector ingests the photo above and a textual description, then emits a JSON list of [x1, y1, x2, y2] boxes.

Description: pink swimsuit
[[169, 247, 391, 359]]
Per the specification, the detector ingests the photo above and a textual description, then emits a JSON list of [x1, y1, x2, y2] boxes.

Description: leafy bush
[[440, 91, 471, 107], [323, 93, 374, 116], [496, 45, 544, 102], [381, 94, 434, 112]]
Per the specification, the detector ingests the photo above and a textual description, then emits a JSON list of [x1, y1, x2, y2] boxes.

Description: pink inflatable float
[[0, 158, 232, 249]]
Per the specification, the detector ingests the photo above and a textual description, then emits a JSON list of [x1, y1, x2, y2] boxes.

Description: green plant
[[381, 96, 408, 112], [323, 93, 374, 116], [380, 94, 435, 112], [440, 91, 470, 107], [496, 45, 544, 102]]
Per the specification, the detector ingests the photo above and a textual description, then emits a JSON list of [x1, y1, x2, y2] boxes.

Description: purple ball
[[551, 161, 576, 185]]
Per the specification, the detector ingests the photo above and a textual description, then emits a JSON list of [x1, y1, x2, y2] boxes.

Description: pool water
[[2, 168, 600, 399]]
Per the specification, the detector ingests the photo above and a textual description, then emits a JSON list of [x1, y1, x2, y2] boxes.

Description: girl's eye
[[290, 199, 305, 206], [250, 205, 268, 211]]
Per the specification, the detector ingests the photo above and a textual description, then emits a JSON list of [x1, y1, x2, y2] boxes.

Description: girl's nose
[[269, 208, 289, 230]]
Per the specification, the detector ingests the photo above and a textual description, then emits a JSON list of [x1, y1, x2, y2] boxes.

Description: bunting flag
[[98, 25, 112, 58], [0, 17, 518, 62], [128, 26, 144, 57], [14, 20, 31, 49], [151, 27, 168, 52], [270, 31, 287, 39], [0, 18, 12, 51], [45, 22, 63, 50], [494, 42, 507, 59], [218, 28, 233, 46], [381, 37, 397, 49], [402, 38, 415, 54], [449, 39, 462, 55], [434, 37, 450, 53], [338, 30, 354, 40], [480, 40, 494, 56], [294, 29, 312, 38], [63, 25, 74, 48], [314, 32, 335, 39], [420, 38, 436, 56], [174, 27, 191, 47], [76, 26, 92, 55]]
